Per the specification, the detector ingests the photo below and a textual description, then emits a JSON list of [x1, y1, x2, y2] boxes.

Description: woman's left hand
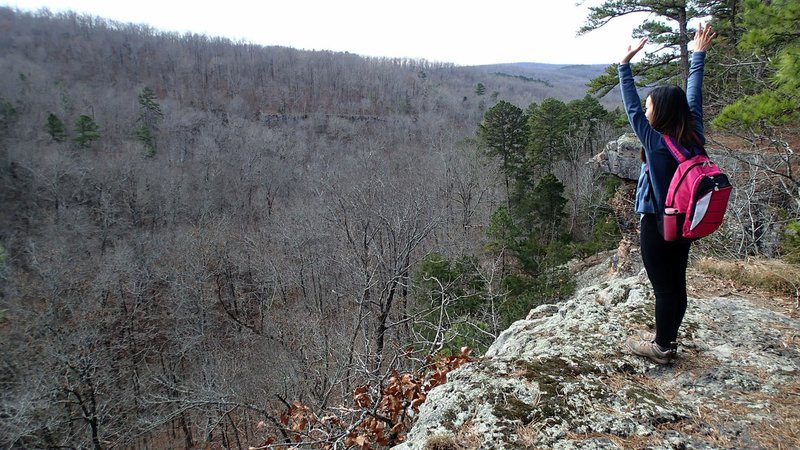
[[694, 22, 717, 52]]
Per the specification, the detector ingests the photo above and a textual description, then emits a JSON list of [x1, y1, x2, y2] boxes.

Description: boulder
[[589, 133, 642, 181]]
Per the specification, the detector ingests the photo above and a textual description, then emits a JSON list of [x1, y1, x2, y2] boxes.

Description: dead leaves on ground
[[265, 347, 473, 449]]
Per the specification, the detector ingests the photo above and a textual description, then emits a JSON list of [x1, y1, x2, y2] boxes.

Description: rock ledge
[[393, 268, 800, 449]]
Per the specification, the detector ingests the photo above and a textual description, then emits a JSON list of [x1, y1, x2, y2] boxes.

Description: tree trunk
[[678, 6, 690, 89]]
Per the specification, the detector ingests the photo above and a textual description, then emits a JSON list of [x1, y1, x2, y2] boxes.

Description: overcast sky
[[4, 0, 662, 66]]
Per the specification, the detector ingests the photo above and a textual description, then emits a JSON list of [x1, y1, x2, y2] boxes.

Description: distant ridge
[[479, 62, 609, 81], [474, 62, 621, 106]]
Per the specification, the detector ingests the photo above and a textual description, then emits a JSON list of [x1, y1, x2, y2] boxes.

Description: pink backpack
[[661, 135, 732, 241]]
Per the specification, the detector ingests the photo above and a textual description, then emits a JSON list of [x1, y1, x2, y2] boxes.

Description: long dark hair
[[648, 85, 704, 151]]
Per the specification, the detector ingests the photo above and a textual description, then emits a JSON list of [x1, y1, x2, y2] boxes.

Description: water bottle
[[663, 208, 679, 241]]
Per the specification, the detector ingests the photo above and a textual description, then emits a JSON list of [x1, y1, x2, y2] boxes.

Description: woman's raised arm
[[687, 23, 716, 141]]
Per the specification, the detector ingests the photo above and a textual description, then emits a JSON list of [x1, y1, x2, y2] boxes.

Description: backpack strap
[[662, 135, 691, 163]]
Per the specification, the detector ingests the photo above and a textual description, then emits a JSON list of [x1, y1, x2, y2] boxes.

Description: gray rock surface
[[392, 263, 800, 449], [588, 133, 642, 181]]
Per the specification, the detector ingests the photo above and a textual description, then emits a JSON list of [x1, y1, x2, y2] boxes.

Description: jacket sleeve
[[619, 62, 676, 214], [618, 63, 662, 151], [686, 51, 706, 144]]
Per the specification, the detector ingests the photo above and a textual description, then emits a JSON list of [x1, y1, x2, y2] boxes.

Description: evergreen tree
[[530, 174, 568, 245], [477, 101, 529, 204], [413, 253, 490, 353], [137, 86, 163, 128], [46, 113, 67, 142], [527, 98, 569, 172], [713, 0, 800, 129], [136, 86, 163, 156], [0, 98, 16, 140], [565, 95, 613, 157], [486, 206, 519, 256], [566, 95, 609, 132], [579, 0, 716, 95], [73, 114, 100, 148], [475, 83, 486, 96], [486, 174, 573, 324], [136, 126, 156, 157]]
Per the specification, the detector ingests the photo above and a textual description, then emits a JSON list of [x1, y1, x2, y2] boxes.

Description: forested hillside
[[0, 2, 798, 449], [0, 7, 624, 449]]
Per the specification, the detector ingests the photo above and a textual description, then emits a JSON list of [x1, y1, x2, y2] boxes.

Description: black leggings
[[640, 214, 691, 348]]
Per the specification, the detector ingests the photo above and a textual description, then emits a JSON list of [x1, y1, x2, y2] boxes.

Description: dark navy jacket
[[618, 51, 707, 215]]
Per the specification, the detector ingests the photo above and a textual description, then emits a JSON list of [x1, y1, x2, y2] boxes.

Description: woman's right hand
[[621, 38, 648, 65]]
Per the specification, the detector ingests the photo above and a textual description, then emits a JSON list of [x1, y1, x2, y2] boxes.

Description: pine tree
[[477, 101, 529, 204], [0, 98, 16, 140], [136, 126, 156, 157], [713, 0, 800, 129], [579, 0, 716, 95], [46, 113, 67, 142], [136, 86, 163, 156], [530, 174, 568, 245], [565, 95, 614, 156], [137, 86, 163, 128], [527, 98, 569, 172], [73, 114, 100, 148]]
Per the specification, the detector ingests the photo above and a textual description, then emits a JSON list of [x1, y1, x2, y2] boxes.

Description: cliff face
[[393, 257, 800, 449]]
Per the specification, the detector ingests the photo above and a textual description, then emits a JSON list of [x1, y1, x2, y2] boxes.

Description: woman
[[619, 23, 717, 364]]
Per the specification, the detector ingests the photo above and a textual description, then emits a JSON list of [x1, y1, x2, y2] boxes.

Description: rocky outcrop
[[588, 133, 642, 181], [392, 261, 800, 449]]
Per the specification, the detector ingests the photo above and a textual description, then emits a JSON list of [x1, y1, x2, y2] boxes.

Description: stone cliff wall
[[393, 261, 800, 449]]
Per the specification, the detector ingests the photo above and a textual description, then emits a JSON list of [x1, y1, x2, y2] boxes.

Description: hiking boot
[[637, 330, 655, 341], [636, 330, 683, 348], [625, 337, 677, 364]]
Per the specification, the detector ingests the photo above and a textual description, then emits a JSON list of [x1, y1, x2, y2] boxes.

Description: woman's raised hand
[[621, 38, 648, 65], [694, 22, 717, 52]]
